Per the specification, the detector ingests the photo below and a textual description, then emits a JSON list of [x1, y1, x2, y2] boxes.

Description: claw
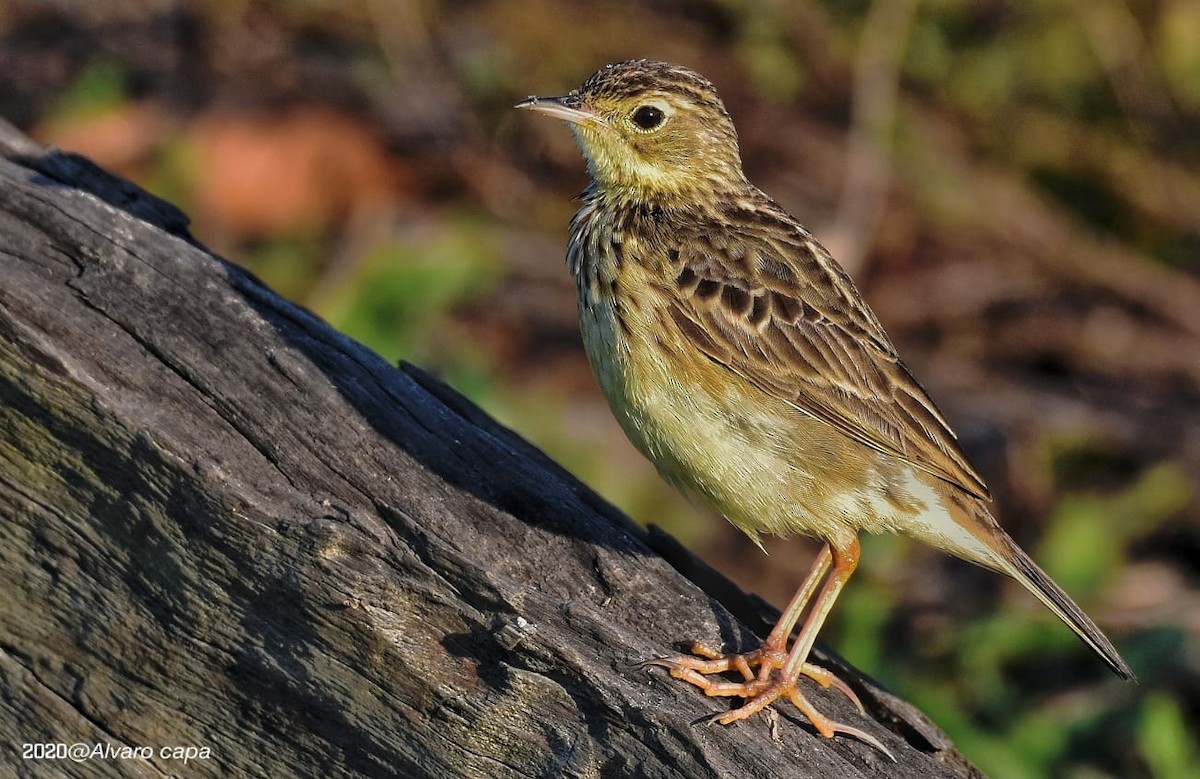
[[784, 686, 893, 759], [642, 644, 888, 757], [799, 662, 866, 714]]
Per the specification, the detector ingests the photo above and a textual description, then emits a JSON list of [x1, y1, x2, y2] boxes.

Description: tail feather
[[999, 540, 1135, 680], [901, 471, 1133, 679]]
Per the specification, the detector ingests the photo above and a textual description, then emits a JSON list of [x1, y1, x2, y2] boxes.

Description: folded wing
[[663, 202, 990, 500]]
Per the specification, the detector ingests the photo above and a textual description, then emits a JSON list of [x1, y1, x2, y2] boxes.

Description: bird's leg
[[778, 536, 860, 687], [760, 543, 833, 660], [642, 542, 863, 710], [644, 537, 888, 754], [713, 537, 860, 712], [643, 545, 830, 687]]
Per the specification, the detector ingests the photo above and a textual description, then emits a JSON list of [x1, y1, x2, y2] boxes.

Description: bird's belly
[[580, 298, 924, 545]]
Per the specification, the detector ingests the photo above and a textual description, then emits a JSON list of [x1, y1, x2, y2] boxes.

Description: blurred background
[[2, 0, 1197, 775]]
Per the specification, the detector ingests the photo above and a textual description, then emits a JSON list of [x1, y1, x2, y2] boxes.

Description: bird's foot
[[641, 642, 892, 759], [710, 679, 895, 759], [641, 641, 864, 712]]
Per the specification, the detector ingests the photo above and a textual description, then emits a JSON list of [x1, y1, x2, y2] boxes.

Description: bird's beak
[[515, 94, 603, 127]]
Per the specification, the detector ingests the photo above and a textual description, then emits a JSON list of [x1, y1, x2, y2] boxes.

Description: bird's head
[[517, 60, 747, 204]]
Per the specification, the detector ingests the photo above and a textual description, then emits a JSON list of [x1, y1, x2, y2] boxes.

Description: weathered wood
[[0, 119, 982, 778]]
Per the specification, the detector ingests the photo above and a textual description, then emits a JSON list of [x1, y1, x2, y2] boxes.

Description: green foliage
[[1039, 463, 1191, 594], [1029, 166, 1130, 237], [241, 234, 325, 303], [1138, 691, 1200, 779], [732, 5, 806, 102], [1156, 3, 1200, 107], [313, 219, 501, 377], [142, 133, 203, 221], [45, 58, 129, 122]]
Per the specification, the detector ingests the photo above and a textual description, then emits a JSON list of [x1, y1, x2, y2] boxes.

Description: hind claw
[[643, 645, 888, 757]]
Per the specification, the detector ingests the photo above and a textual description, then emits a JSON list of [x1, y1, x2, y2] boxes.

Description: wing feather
[[664, 200, 990, 500]]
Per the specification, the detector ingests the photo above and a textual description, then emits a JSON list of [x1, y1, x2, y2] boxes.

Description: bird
[[516, 59, 1133, 751]]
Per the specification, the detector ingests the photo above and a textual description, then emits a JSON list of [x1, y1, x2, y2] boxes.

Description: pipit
[[517, 60, 1133, 750]]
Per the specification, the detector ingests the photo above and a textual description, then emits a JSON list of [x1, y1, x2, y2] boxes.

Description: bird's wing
[[663, 203, 990, 500]]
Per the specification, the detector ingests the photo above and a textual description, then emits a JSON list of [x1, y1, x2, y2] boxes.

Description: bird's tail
[[990, 533, 1135, 680], [941, 491, 1135, 680]]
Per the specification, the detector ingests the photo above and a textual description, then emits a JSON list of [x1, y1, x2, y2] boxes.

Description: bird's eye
[[631, 105, 666, 131]]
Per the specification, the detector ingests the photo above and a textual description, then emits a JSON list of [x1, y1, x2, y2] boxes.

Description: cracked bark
[[0, 119, 983, 778]]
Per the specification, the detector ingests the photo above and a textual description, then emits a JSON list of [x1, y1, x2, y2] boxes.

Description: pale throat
[[573, 134, 744, 207]]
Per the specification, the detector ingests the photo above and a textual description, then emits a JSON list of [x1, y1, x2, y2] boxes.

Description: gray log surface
[[0, 119, 982, 778]]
